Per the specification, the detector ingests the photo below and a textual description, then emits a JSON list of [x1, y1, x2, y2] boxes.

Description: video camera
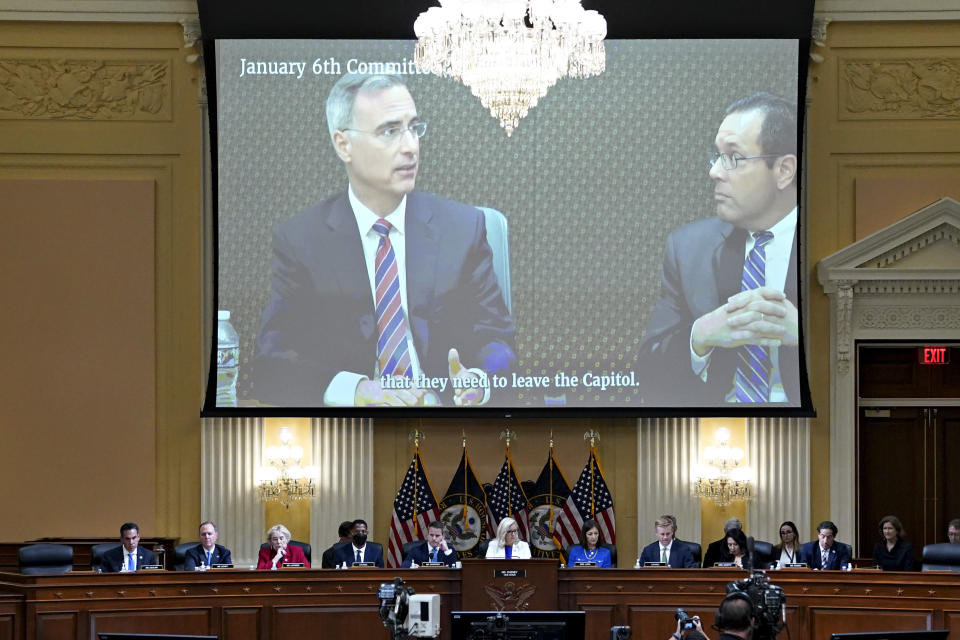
[[726, 570, 786, 640], [377, 577, 441, 640]]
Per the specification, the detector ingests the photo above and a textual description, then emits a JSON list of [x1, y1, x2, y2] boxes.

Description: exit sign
[[918, 346, 950, 365]]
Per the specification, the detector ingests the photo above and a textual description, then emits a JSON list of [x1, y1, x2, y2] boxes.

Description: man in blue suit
[[801, 520, 851, 570], [639, 515, 698, 568], [333, 519, 385, 568], [183, 521, 233, 570], [101, 522, 156, 572], [401, 521, 459, 568], [250, 72, 515, 408]]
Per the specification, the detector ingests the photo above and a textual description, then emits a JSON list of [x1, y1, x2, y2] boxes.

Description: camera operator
[[670, 611, 709, 640], [713, 592, 755, 640]]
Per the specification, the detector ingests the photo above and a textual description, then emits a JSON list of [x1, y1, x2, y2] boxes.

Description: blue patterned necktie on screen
[[732, 230, 774, 402], [372, 219, 413, 378]]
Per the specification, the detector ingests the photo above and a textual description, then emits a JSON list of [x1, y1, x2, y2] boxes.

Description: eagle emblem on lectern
[[483, 581, 537, 611]]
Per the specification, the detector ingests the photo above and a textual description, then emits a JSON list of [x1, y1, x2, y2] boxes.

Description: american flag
[[486, 455, 531, 540], [553, 449, 616, 551], [386, 452, 441, 568]]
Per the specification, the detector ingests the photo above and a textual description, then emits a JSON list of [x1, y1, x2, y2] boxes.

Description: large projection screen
[[200, 3, 815, 417]]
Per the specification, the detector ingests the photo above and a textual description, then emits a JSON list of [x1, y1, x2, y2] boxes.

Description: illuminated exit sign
[[918, 345, 950, 365]]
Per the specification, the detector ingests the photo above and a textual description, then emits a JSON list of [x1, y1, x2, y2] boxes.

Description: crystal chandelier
[[255, 427, 318, 509], [414, 0, 607, 136], [693, 428, 752, 507]]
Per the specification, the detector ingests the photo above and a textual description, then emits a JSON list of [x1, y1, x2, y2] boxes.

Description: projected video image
[[213, 38, 801, 411]]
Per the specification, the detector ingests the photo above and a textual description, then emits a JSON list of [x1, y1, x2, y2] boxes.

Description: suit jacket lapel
[[404, 193, 438, 354], [717, 224, 748, 301], [325, 192, 377, 340]]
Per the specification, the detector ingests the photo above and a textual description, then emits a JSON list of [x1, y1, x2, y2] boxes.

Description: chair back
[[600, 542, 618, 567], [91, 542, 121, 572], [478, 207, 512, 314], [174, 542, 200, 571], [922, 543, 960, 572], [478, 539, 490, 558], [19, 544, 73, 575], [260, 540, 311, 564], [751, 540, 774, 566], [402, 540, 422, 563], [684, 540, 702, 566]]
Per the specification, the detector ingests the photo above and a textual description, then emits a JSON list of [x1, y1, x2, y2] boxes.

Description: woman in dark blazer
[[872, 515, 915, 571]]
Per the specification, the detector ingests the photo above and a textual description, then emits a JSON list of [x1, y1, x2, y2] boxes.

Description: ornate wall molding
[[862, 224, 960, 267], [840, 58, 960, 120], [853, 280, 960, 295], [0, 58, 170, 120], [859, 305, 960, 329], [836, 282, 855, 375], [815, 0, 960, 22]]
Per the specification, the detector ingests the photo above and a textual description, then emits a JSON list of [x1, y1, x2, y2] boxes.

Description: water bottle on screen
[[217, 310, 239, 407]]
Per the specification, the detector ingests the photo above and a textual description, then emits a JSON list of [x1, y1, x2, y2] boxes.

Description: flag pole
[[409, 428, 425, 537], [584, 428, 600, 519], [499, 428, 517, 517], [548, 431, 555, 526], [462, 430, 468, 520]]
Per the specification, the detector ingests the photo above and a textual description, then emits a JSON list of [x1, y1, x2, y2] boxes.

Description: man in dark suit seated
[[249, 71, 515, 408], [402, 520, 458, 568], [332, 519, 384, 568], [638, 92, 800, 406], [703, 518, 743, 567], [101, 522, 156, 572], [800, 520, 851, 570], [321, 521, 354, 568], [638, 515, 697, 567], [183, 521, 233, 570]]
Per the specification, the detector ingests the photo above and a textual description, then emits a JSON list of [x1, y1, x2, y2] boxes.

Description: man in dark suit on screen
[[250, 72, 515, 408], [183, 521, 233, 570], [638, 92, 800, 406], [401, 521, 459, 567], [101, 522, 156, 573]]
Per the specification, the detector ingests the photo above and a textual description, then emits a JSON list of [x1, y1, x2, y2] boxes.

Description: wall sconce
[[693, 427, 752, 507]]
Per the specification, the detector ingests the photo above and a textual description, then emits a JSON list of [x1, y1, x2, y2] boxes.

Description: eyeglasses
[[342, 121, 428, 144], [507, 529, 519, 535], [709, 151, 783, 171]]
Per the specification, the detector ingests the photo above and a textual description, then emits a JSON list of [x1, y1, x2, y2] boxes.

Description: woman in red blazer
[[256, 524, 310, 569]]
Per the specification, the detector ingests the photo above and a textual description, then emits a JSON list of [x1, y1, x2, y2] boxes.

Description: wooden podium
[[460, 559, 558, 611]]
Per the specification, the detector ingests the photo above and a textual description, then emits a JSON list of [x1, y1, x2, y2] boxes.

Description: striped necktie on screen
[[732, 230, 774, 402], [372, 219, 413, 378]]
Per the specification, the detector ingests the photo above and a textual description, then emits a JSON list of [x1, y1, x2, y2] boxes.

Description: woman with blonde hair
[[256, 524, 310, 569], [485, 517, 531, 559]]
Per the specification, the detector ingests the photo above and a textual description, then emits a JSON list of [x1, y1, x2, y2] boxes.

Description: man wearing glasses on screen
[[639, 92, 800, 405], [250, 72, 515, 407]]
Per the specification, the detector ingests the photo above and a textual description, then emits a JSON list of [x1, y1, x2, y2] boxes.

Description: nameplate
[[783, 563, 807, 569], [211, 563, 234, 569], [351, 562, 375, 568], [712, 562, 736, 568], [282, 562, 305, 568], [495, 569, 526, 578], [573, 561, 598, 567], [420, 562, 445, 567], [139, 565, 164, 571], [643, 561, 667, 567]]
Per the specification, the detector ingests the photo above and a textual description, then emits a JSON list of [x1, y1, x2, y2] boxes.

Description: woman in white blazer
[[485, 516, 532, 559]]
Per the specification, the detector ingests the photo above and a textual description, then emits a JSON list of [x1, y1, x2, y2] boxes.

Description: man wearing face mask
[[333, 519, 385, 568]]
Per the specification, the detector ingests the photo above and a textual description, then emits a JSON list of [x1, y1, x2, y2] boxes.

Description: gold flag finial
[[408, 429, 425, 449], [584, 428, 600, 448], [499, 428, 517, 449]]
